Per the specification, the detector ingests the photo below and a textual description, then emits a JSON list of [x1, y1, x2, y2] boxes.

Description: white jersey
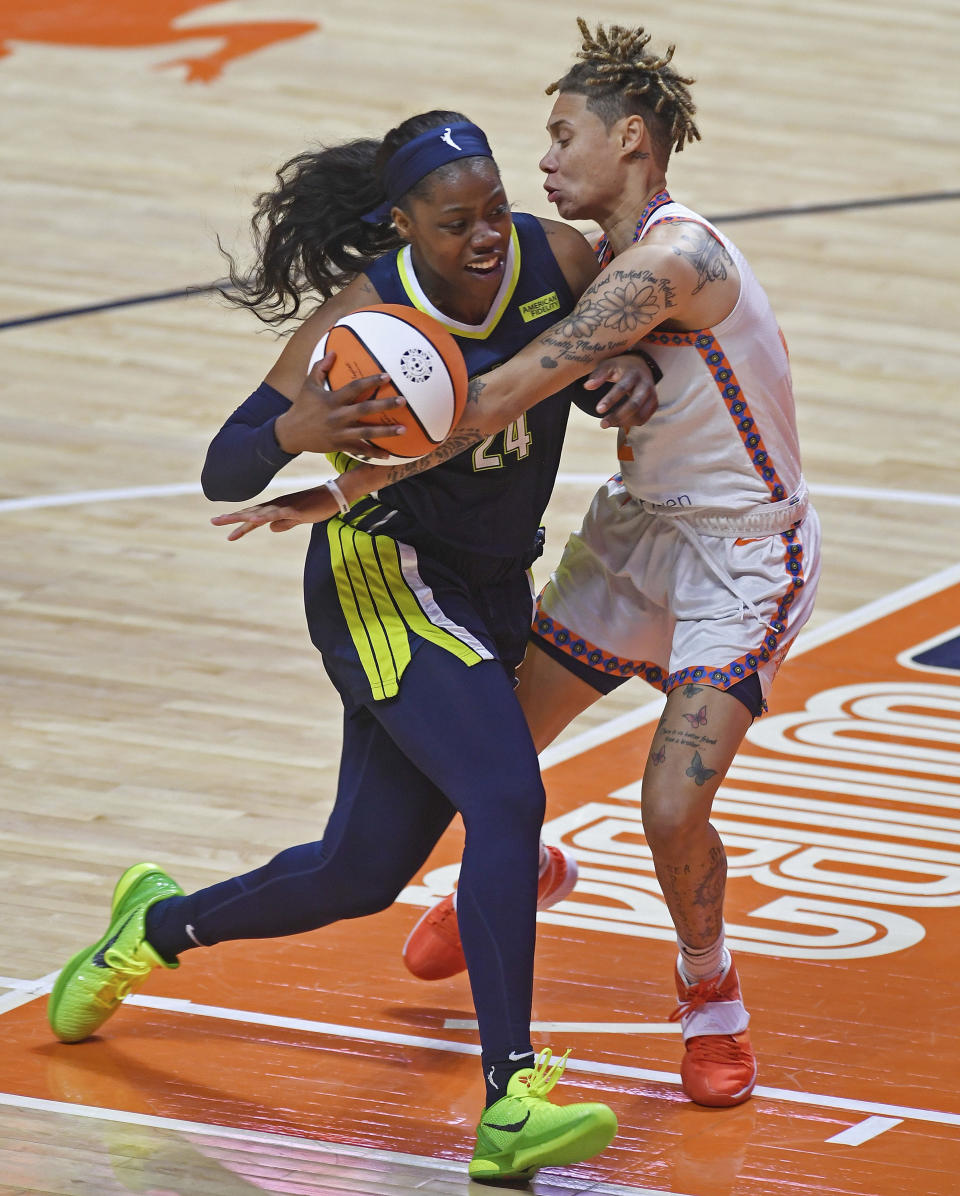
[[616, 197, 807, 537]]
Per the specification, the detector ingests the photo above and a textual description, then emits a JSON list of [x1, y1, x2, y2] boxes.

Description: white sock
[[538, 841, 550, 876], [677, 933, 731, 985]]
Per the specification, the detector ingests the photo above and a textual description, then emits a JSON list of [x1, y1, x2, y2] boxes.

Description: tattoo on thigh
[[651, 745, 666, 765], [685, 750, 718, 786], [682, 705, 708, 728], [657, 720, 718, 751]]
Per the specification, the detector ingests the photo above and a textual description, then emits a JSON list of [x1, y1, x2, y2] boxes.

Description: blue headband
[[361, 121, 494, 224]]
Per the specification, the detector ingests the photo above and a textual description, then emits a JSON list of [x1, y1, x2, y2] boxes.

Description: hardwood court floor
[[3, 573, 960, 1194], [1, 0, 959, 1193]]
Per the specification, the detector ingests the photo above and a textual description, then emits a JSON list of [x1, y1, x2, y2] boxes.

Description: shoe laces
[[432, 900, 457, 926], [102, 943, 154, 998], [684, 1033, 752, 1064], [669, 975, 725, 1023], [426, 901, 461, 948], [515, 1048, 571, 1099]]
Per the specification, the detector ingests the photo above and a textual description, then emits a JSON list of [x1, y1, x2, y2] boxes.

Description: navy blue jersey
[[338, 212, 579, 558], [202, 212, 586, 704]]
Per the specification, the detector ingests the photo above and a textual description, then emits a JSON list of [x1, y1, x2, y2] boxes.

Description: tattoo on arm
[[671, 226, 733, 294], [356, 427, 484, 487], [467, 376, 486, 406], [540, 268, 677, 363]]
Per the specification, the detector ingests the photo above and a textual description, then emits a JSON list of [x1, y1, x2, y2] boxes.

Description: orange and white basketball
[[309, 304, 469, 464]]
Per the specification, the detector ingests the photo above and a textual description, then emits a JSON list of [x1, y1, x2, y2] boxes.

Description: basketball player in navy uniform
[[46, 110, 653, 1181]]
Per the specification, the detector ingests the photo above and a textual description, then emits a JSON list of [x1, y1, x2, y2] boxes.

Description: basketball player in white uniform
[[213, 20, 821, 1112]]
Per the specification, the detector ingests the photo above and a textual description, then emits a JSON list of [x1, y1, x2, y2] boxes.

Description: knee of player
[[641, 795, 710, 855], [493, 777, 546, 830], [338, 885, 403, 919], [300, 868, 408, 920], [463, 777, 545, 838]]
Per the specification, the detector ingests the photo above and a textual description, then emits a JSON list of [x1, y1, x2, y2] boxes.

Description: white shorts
[[534, 476, 821, 704]]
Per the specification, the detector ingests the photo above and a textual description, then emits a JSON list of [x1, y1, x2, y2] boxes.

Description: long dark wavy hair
[[220, 110, 475, 326]]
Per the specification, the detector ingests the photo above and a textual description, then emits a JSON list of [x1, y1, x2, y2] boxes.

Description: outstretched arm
[[210, 247, 680, 535], [211, 221, 740, 537], [331, 243, 680, 502]]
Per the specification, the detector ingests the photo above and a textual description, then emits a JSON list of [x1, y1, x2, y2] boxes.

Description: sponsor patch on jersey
[[519, 291, 561, 322]]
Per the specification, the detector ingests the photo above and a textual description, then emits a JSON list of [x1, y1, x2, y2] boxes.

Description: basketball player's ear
[[620, 115, 647, 160], [391, 206, 413, 241]]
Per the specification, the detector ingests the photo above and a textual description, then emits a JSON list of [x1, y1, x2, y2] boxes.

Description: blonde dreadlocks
[[546, 17, 700, 159]]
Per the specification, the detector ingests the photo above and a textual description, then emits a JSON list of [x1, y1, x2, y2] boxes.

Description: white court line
[[539, 694, 666, 769], [787, 558, 960, 656], [0, 1093, 681, 1196], [0, 477, 311, 513], [444, 1018, 681, 1034], [1, 475, 959, 514], [2, 979, 958, 1134], [827, 1116, 904, 1146], [0, 972, 58, 1015]]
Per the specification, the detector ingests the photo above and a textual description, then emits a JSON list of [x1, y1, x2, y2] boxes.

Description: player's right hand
[[272, 352, 406, 458], [582, 353, 659, 430]]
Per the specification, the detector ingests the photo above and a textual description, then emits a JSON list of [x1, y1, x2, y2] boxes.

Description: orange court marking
[[3, 566, 960, 1193], [0, 2, 319, 82]]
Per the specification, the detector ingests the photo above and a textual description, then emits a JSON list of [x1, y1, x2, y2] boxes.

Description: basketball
[[309, 304, 469, 464]]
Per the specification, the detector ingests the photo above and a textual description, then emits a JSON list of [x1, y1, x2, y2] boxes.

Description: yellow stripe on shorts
[[328, 519, 410, 701], [327, 518, 488, 700]]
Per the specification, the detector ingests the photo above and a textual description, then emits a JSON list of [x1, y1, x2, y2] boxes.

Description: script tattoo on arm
[[538, 268, 676, 365], [355, 427, 485, 486], [671, 225, 733, 294]]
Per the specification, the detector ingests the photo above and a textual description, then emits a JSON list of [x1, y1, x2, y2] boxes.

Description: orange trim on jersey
[[640, 328, 791, 504]]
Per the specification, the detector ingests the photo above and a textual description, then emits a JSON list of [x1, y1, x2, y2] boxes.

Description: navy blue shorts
[[304, 505, 539, 709]]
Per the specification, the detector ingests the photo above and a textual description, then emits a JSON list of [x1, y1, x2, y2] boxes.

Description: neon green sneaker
[[468, 1049, 617, 1182], [48, 863, 184, 1043]]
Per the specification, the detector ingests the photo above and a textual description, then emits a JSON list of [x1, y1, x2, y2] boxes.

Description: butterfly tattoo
[[686, 751, 717, 786], [651, 746, 666, 765], [683, 705, 708, 728], [682, 684, 704, 697]]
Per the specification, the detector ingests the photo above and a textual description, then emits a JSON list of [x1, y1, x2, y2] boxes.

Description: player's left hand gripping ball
[[312, 305, 468, 464]]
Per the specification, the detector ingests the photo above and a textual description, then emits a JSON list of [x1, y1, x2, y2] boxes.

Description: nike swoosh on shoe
[[482, 1111, 532, 1134], [91, 913, 137, 968]]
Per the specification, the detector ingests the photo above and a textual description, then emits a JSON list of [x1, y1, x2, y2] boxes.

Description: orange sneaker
[[403, 844, 578, 980], [669, 959, 757, 1107]]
